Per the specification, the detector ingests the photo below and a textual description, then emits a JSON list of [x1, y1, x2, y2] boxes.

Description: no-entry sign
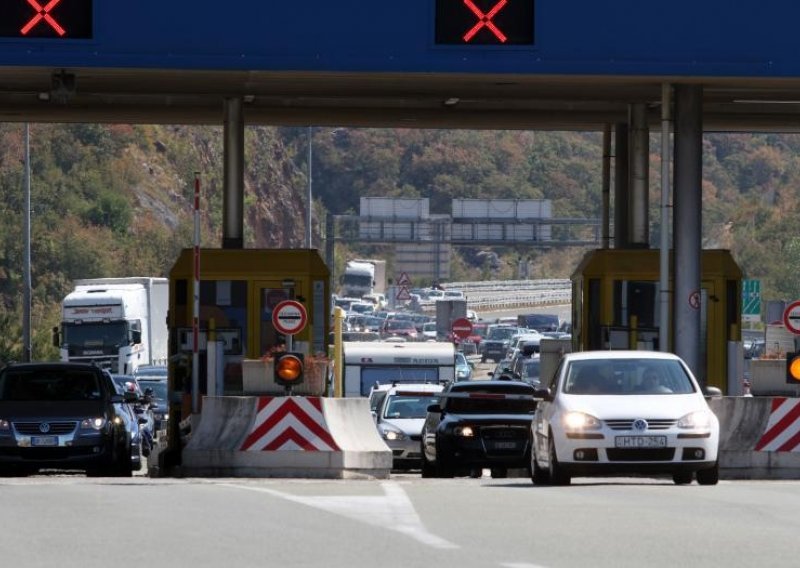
[[272, 300, 307, 335], [451, 317, 473, 340], [783, 300, 800, 335]]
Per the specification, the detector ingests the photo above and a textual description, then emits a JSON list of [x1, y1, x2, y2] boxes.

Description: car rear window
[[0, 370, 102, 401], [443, 386, 535, 414]]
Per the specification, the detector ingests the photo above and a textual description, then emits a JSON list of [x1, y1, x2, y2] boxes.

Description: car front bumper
[[550, 426, 719, 475]]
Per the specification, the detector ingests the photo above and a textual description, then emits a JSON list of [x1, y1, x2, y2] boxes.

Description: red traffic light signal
[[786, 352, 800, 384], [274, 352, 304, 387]]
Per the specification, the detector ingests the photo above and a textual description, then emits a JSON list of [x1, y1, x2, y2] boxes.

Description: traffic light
[[274, 352, 304, 388], [786, 352, 800, 384]]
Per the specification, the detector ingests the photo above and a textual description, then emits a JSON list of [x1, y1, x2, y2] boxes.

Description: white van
[[343, 341, 456, 397]]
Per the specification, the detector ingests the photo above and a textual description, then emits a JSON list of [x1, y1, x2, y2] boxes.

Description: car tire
[[548, 435, 570, 486], [531, 445, 550, 485], [490, 467, 507, 479], [469, 467, 483, 478], [672, 471, 693, 485], [420, 447, 436, 479], [696, 462, 719, 486]]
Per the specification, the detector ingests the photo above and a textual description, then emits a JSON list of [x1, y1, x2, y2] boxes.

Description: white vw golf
[[531, 351, 720, 486]]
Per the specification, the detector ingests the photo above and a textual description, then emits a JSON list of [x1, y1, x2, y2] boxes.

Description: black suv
[[0, 362, 136, 476]]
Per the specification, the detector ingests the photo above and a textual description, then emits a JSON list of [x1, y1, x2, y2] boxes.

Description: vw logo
[[632, 419, 648, 431], [39, 422, 51, 433]]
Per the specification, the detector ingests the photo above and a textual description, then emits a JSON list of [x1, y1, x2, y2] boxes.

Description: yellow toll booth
[[571, 249, 742, 389], [164, 248, 330, 461]]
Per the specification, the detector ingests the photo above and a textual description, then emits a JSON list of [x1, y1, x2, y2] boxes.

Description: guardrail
[[414, 279, 571, 312]]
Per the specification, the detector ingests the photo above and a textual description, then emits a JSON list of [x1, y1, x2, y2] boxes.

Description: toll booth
[[163, 248, 329, 465], [571, 249, 742, 390]]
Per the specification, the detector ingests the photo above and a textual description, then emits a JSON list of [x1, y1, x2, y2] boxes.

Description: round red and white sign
[[783, 300, 800, 335], [272, 300, 307, 335], [451, 317, 473, 340]]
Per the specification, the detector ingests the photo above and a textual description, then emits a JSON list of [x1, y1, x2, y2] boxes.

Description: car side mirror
[[427, 403, 442, 413], [704, 386, 723, 399], [138, 417, 149, 425], [533, 387, 553, 402]]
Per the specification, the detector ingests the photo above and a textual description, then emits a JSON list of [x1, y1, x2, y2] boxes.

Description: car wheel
[[696, 462, 719, 486], [672, 471, 693, 485], [548, 435, 570, 486], [531, 444, 550, 485], [420, 446, 436, 479], [481, 356, 487, 363], [469, 467, 483, 478], [490, 467, 507, 479]]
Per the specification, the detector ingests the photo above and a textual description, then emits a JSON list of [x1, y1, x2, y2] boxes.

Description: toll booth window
[[200, 280, 247, 355], [613, 280, 657, 328], [587, 278, 602, 350]]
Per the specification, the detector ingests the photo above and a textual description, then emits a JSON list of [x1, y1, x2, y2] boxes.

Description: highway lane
[[1, 474, 795, 568]]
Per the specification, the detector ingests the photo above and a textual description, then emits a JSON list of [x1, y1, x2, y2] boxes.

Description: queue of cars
[[372, 345, 721, 486]]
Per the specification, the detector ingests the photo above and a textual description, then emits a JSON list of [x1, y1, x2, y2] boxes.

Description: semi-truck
[[340, 259, 387, 298], [54, 277, 168, 375]]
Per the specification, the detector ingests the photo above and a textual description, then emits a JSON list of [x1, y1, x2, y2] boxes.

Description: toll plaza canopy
[[3, 1, 800, 129]]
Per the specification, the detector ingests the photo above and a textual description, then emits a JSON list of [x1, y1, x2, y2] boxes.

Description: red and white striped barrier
[[755, 397, 800, 452], [240, 397, 340, 452], [180, 395, 391, 478]]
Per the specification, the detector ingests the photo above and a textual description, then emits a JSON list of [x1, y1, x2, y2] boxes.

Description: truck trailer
[[55, 277, 168, 375]]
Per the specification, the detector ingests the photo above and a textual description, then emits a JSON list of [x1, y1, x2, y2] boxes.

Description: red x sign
[[21, 0, 66, 37], [463, 0, 508, 43]]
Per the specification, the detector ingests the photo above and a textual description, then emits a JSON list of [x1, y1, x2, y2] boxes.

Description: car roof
[[448, 380, 536, 392], [385, 384, 444, 395], [563, 350, 683, 362]]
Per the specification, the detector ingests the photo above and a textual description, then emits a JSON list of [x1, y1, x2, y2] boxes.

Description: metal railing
[[414, 279, 571, 312]]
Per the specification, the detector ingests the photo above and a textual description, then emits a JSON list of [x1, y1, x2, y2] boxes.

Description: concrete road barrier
[[710, 396, 800, 479], [180, 396, 392, 479]]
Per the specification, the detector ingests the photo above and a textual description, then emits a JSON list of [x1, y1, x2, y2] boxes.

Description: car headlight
[[454, 425, 475, 437], [677, 411, 713, 429], [0, 419, 9, 431], [80, 417, 107, 431], [379, 424, 406, 441], [562, 411, 601, 431]]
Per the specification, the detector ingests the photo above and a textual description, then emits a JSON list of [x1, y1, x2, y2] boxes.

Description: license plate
[[615, 436, 666, 448], [31, 436, 58, 447], [492, 441, 519, 450]]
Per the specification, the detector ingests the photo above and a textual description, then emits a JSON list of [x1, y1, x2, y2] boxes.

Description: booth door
[[253, 282, 289, 358]]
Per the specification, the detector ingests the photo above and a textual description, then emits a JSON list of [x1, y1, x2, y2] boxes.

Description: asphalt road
[[1, 473, 795, 568]]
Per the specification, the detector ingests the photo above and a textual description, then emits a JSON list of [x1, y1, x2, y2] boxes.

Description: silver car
[[375, 384, 444, 469]]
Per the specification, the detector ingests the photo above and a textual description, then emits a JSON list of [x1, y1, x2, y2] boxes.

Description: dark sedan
[[0, 362, 136, 476], [421, 380, 536, 478]]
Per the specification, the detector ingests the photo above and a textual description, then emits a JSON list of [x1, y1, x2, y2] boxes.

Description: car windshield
[[487, 327, 516, 340], [563, 359, 697, 395], [137, 379, 168, 400], [383, 394, 440, 419], [0, 369, 102, 401], [522, 359, 540, 380], [443, 386, 535, 414]]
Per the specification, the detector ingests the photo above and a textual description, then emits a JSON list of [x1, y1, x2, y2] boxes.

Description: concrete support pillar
[[223, 97, 244, 249], [673, 85, 703, 381], [629, 103, 649, 247], [601, 125, 611, 249], [614, 122, 629, 249]]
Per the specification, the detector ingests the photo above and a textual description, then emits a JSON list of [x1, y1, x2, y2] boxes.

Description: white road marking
[[500, 563, 550, 568], [225, 480, 459, 550]]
